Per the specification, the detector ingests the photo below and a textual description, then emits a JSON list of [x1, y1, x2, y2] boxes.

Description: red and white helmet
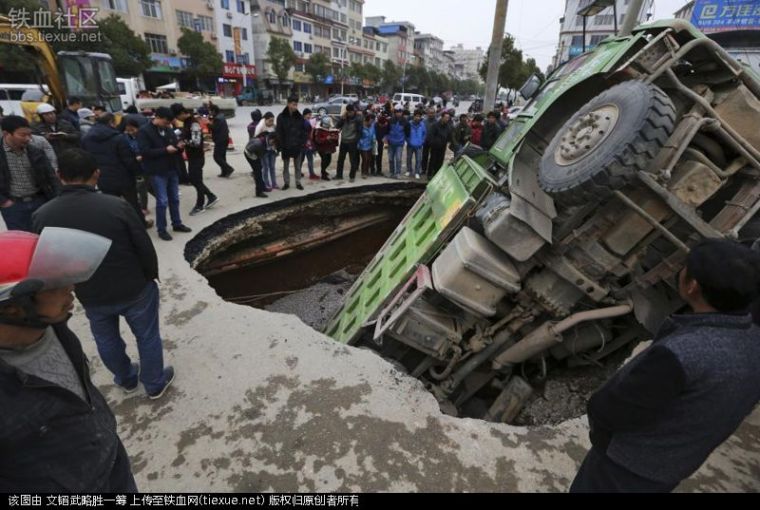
[[0, 228, 112, 305]]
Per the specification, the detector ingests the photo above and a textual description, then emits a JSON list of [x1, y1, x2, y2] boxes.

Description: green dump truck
[[325, 20, 760, 422]]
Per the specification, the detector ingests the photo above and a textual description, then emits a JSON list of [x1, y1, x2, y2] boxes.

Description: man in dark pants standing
[[0, 227, 137, 491], [421, 108, 437, 176], [209, 104, 235, 178], [172, 105, 218, 216], [427, 112, 453, 179], [81, 113, 147, 226], [571, 240, 760, 492], [275, 95, 307, 191], [33, 149, 175, 401], [335, 104, 362, 180], [136, 107, 192, 242], [0, 115, 60, 232]]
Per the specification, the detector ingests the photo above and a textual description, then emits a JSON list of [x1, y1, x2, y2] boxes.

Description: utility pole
[[485, 0, 509, 110], [619, 0, 646, 36]]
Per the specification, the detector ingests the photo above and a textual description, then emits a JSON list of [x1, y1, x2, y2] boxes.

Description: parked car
[[312, 96, 367, 116]]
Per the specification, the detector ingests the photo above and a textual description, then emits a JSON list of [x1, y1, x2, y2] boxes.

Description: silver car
[[312, 96, 367, 116]]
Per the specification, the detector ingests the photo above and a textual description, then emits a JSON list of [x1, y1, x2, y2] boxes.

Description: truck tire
[[539, 81, 676, 208]]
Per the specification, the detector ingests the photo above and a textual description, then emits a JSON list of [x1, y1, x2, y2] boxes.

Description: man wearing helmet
[[31, 103, 80, 157], [0, 228, 137, 491]]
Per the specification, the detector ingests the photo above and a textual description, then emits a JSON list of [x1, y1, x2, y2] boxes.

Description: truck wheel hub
[[555, 104, 619, 166]]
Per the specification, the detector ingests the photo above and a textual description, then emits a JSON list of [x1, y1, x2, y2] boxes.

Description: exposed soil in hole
[[186, 183, 424, 324]]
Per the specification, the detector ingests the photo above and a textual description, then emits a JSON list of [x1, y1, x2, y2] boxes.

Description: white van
[[392, 93, 425, 108], [0, 84, 48, 116]]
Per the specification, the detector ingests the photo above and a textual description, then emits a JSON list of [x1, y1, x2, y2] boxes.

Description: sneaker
[[205, 196, 219, 209], [147, 367, 175, 400], [189, 207, 204, 216], [282, 184, 290, 191], [349, 177, 355, 183], [118, 363, 140, 394], [158, 230, 173, 241], [415, 173, 421, 179], [321, 174, 331, 181], [309, 174, 320, 181], [173, 224, 192, 233], [296, 184, 304, 191], [256, 192, 269, 198], [406, 172, 412, 177]]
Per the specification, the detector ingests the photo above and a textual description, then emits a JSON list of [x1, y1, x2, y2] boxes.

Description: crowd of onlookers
[[242, 95, 513, 192]]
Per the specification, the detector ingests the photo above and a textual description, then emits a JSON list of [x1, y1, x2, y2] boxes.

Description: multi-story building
[[414, 33, 444, 72], [554, 0, 653, 67], [449, 44, 484, 82], [443, 50, 458, 79], [214, 0, 255, 96], [250, 0, 295, 98], [365, 16, 415, 69]]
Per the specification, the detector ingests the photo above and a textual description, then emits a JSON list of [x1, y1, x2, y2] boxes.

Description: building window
[[102, 0, 128, 12], [225, 50, 235, 63], [304, 43, 312, 53], [176, 10, 193, 29], [295, 63, 305, 72], [237, 0, 246, 13], [144, 33, 168, 54], [590, 34, 606, 46], [223, 24, 232, 37], [292, 20, 302, 31], [303, 23, 312, 34], [267, 10, 275, 24], [294, 41, 303, 52], [282, 14, 290, 28], [333, 47, 340, 58], [140, 0, 162, 19], [375, 57, 381, 66], [340, 13, 346, 23], [571, 35, 584, 48], [595, 14, 614, 25], [238, 53, 249, 65], [242, 28, 248, 40], [198, 15, 214, 32], [221, 0, 230, 9]]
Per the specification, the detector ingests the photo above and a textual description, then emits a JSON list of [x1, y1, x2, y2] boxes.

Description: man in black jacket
[[81, 113, 147, 227], [0, 115, 60, 232], [275, 95, 306, 191], [427, 111, 454, 179], [0, 226, 136, 491], [136, 107, 192, 241], [32, 103, 80, 157], [59, 96, 82, 130], [33, 149, 175, 401], [480, 111, 504, 150], [571, 240, 760, 492], [209, 104, 235, 178]]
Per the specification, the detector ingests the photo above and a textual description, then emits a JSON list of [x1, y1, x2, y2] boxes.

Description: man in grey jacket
[[571, 239, 760, 492]]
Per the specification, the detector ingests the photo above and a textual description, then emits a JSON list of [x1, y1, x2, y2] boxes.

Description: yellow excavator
[[0, 15, 121, 121]]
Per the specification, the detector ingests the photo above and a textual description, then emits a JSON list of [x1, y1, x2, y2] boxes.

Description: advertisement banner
[[691, 0, 760, 33]]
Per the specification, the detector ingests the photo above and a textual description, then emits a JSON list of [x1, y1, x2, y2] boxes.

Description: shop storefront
[[218, 63, 256, 97]]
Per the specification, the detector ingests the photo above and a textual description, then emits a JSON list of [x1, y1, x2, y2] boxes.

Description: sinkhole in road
[[185, 182, 425, 331]]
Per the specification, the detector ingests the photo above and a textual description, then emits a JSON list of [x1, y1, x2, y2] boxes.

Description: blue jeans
[[150, 173, 181, 233], [300, 150, 315, 176], [407, 146, 423, 174], [262, 151, 277, 188], [84, 281, 167, 394], [0, 196, 46, 232], [388, 145, 404, 176]]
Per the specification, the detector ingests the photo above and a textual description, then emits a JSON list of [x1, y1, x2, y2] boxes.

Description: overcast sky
[[364, 0, 694, 70]]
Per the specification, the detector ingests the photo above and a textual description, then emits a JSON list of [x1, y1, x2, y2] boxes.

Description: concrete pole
[[619, 0, 646, 36], [485, 0, 509, 110]]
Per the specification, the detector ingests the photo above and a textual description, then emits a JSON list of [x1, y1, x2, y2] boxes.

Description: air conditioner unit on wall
[[226, 12, 233, 19], [211, 33, 218, 39], [206, 0, 214, 9]]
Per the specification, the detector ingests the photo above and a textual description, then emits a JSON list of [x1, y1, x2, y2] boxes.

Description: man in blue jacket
[[571, 240, 760, 492], [136, 107, 192, 241], [406, 111, 427, 179], [385, 107, 408, 179]]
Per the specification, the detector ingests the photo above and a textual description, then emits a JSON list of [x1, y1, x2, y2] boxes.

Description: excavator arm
[[0, 14, 66, 111]]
